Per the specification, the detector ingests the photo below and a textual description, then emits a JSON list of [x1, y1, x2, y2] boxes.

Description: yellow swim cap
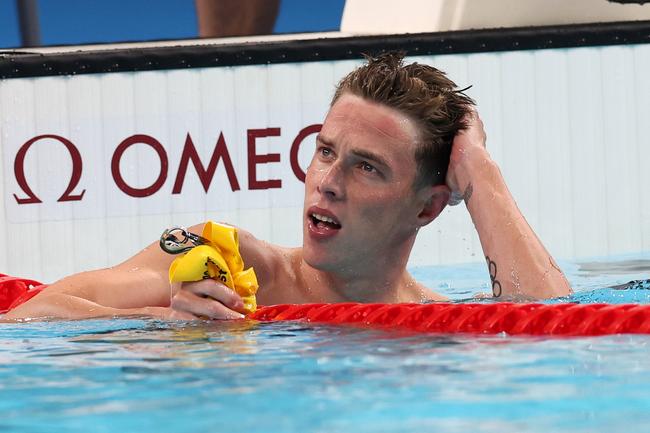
[[167, 221, 258, 313]]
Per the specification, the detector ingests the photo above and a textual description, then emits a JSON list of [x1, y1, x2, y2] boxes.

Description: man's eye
[[360, 162, 376, 173], [319, 147, 332, 157]]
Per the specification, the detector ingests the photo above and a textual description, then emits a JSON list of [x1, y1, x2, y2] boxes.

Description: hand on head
[[446, 109, 488, 206]]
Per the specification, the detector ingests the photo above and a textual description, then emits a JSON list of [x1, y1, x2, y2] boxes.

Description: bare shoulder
[[127, 220, 296, 302], [151, 221, 287, 287], [235, 227, 293, 287]]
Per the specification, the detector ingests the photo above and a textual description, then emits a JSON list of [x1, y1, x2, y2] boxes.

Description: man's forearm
[[2, 292, 169, 321], [461, 152, 571, 299], [2, 256, 172, 320]]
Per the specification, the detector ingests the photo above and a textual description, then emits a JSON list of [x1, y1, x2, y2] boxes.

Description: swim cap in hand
[[167, 222, 258, 313]]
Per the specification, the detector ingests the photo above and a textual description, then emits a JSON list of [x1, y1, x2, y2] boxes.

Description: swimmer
[[4, 52, 572, 321]]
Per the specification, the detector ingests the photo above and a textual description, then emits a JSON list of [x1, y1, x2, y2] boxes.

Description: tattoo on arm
[[486, 255, 502, 297], [462, 182, 473, 204]]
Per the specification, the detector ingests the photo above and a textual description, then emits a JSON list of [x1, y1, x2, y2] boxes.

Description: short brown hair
[[332, 52, 474, 187]]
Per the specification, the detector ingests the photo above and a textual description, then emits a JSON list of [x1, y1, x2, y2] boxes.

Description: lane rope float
[[249, 302, 650, 336], [0, 274, 46, 314], [3, 274, 650, 336]]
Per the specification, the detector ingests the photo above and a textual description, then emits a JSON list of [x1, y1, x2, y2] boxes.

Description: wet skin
[[299, 94, 450, 301], [305, 95, 422, 268]]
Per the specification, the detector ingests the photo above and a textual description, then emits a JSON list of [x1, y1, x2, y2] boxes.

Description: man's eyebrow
[[351, 149, 389, 168], [315, 135, 389, 168], [316, 134, 333, 145]]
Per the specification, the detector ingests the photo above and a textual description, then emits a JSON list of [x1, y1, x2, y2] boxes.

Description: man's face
[[302, 93, 429, 272]]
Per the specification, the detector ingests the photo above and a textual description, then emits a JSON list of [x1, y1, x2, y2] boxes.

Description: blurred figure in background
[[195, 0, 280, 37]]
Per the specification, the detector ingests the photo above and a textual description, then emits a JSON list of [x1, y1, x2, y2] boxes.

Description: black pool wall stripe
[[1, 20, 650, 79]]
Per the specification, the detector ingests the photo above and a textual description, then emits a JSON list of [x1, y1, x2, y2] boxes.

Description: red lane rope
[[0, 274, 47, 314], [249, 302, 650, 336], [3, 275, 650, 336]]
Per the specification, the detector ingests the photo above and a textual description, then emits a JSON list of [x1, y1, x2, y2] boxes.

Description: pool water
[[1, 253, 649, 433]]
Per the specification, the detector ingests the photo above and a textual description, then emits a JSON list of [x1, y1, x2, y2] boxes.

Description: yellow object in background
[[168, 222, 258, 313]]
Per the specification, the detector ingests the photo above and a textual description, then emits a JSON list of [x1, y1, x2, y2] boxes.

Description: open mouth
[[309, 212, 342, 230]]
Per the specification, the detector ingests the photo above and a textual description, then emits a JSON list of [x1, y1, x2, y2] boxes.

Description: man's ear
[[416, 184, 450, 227]]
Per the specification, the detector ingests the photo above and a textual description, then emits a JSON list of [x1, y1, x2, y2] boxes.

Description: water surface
[[1, 252, 649, 433]]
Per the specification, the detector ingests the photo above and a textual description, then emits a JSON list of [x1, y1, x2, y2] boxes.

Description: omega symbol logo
[[13, 134, 86, 204]]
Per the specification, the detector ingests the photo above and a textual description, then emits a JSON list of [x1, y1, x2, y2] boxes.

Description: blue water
[[1, 253, 649, 433]]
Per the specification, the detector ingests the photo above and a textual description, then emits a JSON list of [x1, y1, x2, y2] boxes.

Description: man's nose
[[317, 163, 345, 199]]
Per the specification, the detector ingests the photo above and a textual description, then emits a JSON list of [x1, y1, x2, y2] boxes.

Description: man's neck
[[297, 240, 426, 303]]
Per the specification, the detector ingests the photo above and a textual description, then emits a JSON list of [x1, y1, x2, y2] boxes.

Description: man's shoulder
[[236, 227, 293, 259], [406, 279, 449, 302], [234, 226, 301, 284]]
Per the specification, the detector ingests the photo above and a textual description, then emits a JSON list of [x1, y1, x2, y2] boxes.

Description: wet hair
[[332, 51, 475, 187]]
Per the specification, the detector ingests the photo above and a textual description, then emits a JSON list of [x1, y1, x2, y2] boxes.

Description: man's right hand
[[169, 279, 246, 320]]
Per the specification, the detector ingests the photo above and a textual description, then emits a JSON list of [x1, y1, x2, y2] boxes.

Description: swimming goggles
[[159, 227, 210, 255]]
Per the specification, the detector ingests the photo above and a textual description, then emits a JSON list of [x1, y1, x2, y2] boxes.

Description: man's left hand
[[446, 109, 489, 206]]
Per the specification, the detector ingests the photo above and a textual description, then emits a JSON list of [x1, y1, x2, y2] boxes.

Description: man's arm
[[3, 223, 275, 321], [3, 234, 181, 320], [446, 112, 572, 299]]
